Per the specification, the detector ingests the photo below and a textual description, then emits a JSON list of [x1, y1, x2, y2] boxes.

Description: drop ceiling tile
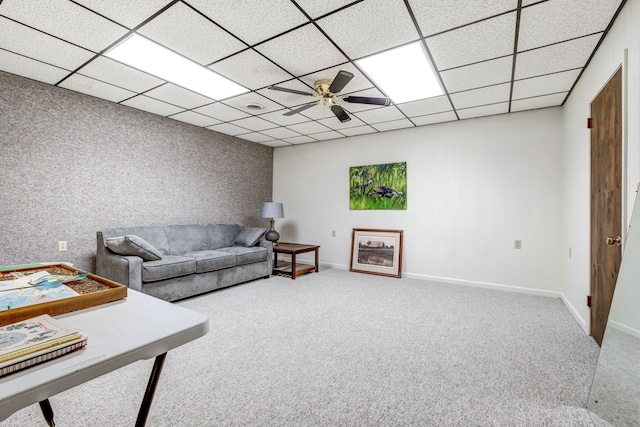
[[260, 127, 301, 139], [236, 132, 276, 143], [440, 56, 513, 93], [73, 0, 174, 29], [287, 121, 332, 135], [231, 116, 278, 132], [512, 69, 581, 99], [188, 0, 308, 46], [411, 0, 518, 36], [137, 2, 246, 65], [283, 136, 317, 144], [340, 125, 378, 137], [207, 123, 250, 136], [261, 140, 292, 147], [1, 0, 128, 52], [170, 111, 221, 127], [222, 93, 284, 115], [257, 109, 311, 126], [0, 50, 69, 84], [515, 34, 600, 80], [373, 119, 415, 132], [257, 80, 316, 107], [511, 93, 567, 112], [209, 49, 292, 90], [427, 12, 516, 70], [59, 74, 136, 103], [518, 0, 621, 51], [457, 102, 509, 120], [255, 24, 348, 76], [311, 131, 345, 141], [193, 103, 250, 122], [450, 83, 511, 110], [412, 111, 459, 126], [0, 17, 95, 71], [79, 57, 164, 92], [121, 94, 184, 116], [302, 63, 373, 95], [295, 0, 355, 18], [354, 107, 405, 124], [316, 0, 419, 59], [397, 95, 452, 117], [145, 84, 214, 109]]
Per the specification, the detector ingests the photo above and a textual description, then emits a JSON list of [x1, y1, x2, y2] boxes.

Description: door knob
[[606, 236, 622, 246]]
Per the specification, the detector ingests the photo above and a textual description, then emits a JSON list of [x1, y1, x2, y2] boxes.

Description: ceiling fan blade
[[328, 70, 354, 93], [268, 85, 315, 97], [331, 104, 351, 123], [283, 101, 319, 116], [343, 96, 392, 106]]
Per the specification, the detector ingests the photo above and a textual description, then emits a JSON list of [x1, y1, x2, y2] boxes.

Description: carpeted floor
[[0, 268, 601, 426]]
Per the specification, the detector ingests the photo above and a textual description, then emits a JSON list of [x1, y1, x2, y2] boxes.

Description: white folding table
[[0, 289, 209, 426]]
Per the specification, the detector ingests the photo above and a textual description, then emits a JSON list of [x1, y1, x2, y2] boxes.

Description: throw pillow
[[105, 235, 162, 261], [232, 227, 266, 247]]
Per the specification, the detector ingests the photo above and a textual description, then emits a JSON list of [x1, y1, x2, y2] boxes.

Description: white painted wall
[[273, 108, 564, 296], [561, 0, 640, 333]]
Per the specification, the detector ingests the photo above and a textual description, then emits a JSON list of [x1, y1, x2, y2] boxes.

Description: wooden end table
[[272, 243, 320, 279]]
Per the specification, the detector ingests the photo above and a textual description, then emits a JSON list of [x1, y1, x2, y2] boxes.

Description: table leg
[[38, 399, 55, 427], [292, 253, 297, 279], [135, 352, 167, 427], [315, 249, 319, 272]]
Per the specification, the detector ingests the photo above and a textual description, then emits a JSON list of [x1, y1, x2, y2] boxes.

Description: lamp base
[[265, 219, 280, 243]]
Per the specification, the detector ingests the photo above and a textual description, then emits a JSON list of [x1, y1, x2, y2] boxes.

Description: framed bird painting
[[349, 162, 407, 210]]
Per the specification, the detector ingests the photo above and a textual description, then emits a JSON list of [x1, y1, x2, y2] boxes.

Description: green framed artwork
[[349, 162, 407, 210]]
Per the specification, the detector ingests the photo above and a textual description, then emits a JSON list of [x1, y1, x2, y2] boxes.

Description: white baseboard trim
[[403, 272, 563, 298], [560, 293, 588, 334], [608, 320, 640, 338]]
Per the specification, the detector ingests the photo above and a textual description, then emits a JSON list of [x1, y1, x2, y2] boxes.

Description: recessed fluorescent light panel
[[105, 34, 248, 100], [356, 42, 443, 104]]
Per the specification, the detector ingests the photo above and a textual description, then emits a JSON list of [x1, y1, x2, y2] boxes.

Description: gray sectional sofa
[[96, 224, 272, 301]]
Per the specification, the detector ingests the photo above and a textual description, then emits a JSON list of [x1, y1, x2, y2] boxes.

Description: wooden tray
[[0, 264, 127, 326]]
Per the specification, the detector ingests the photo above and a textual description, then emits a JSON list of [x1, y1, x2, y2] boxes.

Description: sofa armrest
[[257, 240, 273, 274], [96, 232, 144, 291]]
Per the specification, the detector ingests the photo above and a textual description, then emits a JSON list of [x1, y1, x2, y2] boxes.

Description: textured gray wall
[[0, 71, 273, 272]]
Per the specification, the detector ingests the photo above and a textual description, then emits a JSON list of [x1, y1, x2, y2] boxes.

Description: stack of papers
[[0, 314, 87, 377]]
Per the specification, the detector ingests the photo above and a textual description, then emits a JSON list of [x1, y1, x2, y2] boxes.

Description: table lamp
[[260, 202, 284, 243]]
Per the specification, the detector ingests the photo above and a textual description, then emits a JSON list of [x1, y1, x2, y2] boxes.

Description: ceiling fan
[[268, 70, 392, 123]]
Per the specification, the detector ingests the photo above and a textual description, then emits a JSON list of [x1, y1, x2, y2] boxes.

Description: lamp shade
[[260, 202, 284, 219]]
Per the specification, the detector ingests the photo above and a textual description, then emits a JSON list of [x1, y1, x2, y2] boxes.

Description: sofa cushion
[[105, 235, 162, 261], [164, 225, 210, 254], [232, 227, 266, 247], [207, 224, 240, 249], [218, 246, 267, 266], [141, 255, 196, 282], [183, 250, 237, 273], [102, 226, 170, 255]]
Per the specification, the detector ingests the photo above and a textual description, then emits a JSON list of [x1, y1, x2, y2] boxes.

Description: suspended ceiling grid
[[0, 0, 625, 147]]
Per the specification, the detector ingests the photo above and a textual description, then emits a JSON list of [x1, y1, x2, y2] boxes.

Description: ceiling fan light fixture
[[105, 34, 248, 101], [355, 42, 443, 104]]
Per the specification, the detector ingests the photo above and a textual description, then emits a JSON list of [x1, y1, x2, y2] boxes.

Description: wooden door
[[590, 67, 622, 346]]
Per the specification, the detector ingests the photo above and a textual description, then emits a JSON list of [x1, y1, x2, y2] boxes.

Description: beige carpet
[[0, 268, 600, 426]]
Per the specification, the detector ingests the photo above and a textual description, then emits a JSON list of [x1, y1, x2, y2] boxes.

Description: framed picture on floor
[[350, 228, 403, 278]]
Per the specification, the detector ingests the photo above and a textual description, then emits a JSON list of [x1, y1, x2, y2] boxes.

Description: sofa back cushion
[[101, 226, 170, 255], [207, 224, 240, 249], [164, 225, 210, 254]]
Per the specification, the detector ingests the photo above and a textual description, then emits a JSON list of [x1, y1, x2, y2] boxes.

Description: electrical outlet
[[58, 241, 67, 252], [332, 230, 336, 237], [514, 240, 522, 250]]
